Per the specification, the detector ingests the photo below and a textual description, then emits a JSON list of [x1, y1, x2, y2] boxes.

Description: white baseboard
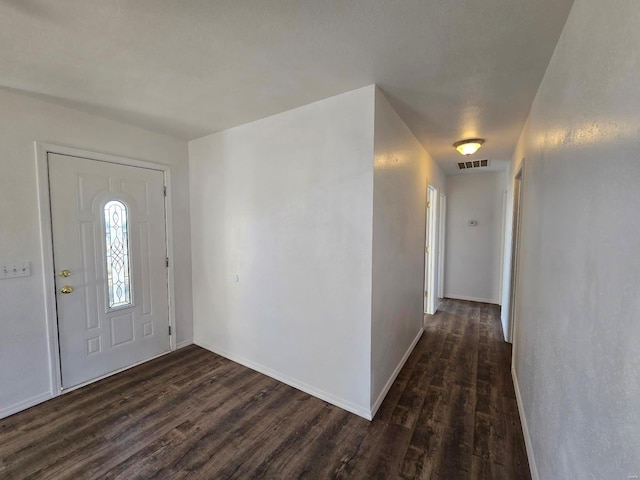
[[444, 294, 499, 305], [0, 391, 53, 420], [194, 339, 371, 420], [176, 339, 194, 349], [512, 368, 539, 480], [369, 327, 424, 419]]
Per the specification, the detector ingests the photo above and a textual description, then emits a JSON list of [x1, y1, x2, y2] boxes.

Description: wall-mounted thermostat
[[468, 220, 478, 226]]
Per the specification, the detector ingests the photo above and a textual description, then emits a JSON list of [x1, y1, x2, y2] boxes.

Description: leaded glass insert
[[104, 200, 131, 308]]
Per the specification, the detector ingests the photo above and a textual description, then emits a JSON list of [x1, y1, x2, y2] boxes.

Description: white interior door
[[49, 153, 170, 389], [424, 186, 437, 314]]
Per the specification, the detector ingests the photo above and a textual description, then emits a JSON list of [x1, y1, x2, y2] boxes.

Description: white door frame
[[35, 142, 177, 397], [437, 194, 446, 299], [424, 185, 438, 315], [507, 161, 525, 345]]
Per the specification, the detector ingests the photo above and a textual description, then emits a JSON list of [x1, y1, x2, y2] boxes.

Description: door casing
[[507, 161, 525, 346], [437, 193, 446, 299], [424, 185, 438, 315], [35, 142, 177, 396]]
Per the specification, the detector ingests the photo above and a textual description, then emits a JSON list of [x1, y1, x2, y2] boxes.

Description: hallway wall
[[508, 0, 640, 478], [370, 88, 445, 412], [444, 172, 504, 304]]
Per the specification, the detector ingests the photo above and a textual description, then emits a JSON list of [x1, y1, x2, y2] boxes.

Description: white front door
[[49, 153, 170, 389]]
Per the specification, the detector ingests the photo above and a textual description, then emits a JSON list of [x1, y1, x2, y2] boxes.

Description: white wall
[[189, 87, 375, 417], [370, 89, 445, 412], [0, 89, 192, 418], [506, 0, 640, 478], [444, 172, 504, 304]]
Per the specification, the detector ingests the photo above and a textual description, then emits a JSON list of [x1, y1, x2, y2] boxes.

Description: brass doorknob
[[60, 286, 74, 294], [59, 269, 71, 278]]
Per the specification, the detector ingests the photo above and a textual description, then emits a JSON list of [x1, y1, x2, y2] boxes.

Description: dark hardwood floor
[[0, 299, 530, 479]]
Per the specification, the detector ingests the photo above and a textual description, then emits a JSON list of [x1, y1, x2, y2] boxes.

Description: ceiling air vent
[[457, 159, 490, 170]]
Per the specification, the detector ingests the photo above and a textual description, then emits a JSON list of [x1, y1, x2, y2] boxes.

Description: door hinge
[[426, 246, 430, 253], [425, 290, 428, 297], [427, 201, 431, 208], [168, 325, 172, 336], [166, 257, 169, 267], [163, 186, 167, 197]]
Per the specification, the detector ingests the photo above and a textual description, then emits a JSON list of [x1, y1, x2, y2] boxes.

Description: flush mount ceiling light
[[453, 138, 485, 156]]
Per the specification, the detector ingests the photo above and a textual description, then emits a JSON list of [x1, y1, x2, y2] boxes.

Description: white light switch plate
[[0, 262, 31, 279]]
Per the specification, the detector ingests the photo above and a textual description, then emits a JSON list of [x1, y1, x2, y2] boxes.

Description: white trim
[[498, 189, 507, 306], [35, 144, 63, 397], [176, 339, 194, 349], [424, 185, 438, 314], [507, 161, 525, 347], [194, 339, 372, 420], [512, 368, 539, 480], [0, 391, 53, 420], [34, 142, 178, 400], [162, 168, 178, 352], [443, 294, 499, 304], [428, 186, 438, 314], [437, 194, 446, 299], [370, 327, 424, 419]]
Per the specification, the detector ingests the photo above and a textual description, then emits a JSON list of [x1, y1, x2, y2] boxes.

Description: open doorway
[[424, 185, 438, 314], [507, 163, 524, 343]]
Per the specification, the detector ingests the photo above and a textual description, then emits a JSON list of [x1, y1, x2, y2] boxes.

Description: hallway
[[385, 299, 531, 478], [0, 299, 529, 479]]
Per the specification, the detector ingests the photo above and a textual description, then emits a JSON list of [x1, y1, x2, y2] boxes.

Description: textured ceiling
[[0, 0, 574, 173]]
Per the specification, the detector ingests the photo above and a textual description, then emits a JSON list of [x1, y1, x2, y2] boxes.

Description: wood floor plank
[[238, 406, 351, 479], [102, 375, 284, 479], [0, 346, 208, 443], [432, 384, 477, 478], [0, 299, 531, 479], [0, 346, 214, 457], [346, 423, 413, 480], [4, 352, 231, 458], [374, 334, 428, 423], [185, 396, 335, 479], [10, 359, 257, 479], [37, 366, 261, 479], [202, 397, 340, 479], [387, 319, 452, 431], [470, 454, 513, 480]]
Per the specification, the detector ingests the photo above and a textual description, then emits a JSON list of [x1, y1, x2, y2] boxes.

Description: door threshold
[[60, 349, 172, 394]]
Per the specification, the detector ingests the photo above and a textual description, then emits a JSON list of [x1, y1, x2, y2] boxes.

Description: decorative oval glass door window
[[104, 200, 132, 308]]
